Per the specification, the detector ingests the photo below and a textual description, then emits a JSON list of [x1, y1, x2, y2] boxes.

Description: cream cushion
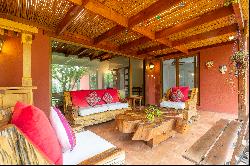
[[63, 130, 115, 165], [160, 100, 186, 110]]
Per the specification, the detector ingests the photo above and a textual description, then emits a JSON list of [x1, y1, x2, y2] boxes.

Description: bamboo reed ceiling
[[0, 0, 248, 59]]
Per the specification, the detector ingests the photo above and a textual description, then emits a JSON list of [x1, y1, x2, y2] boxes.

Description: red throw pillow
[[86, 91, 101, 107], [170, 89, 184, 102], [102, 92, 113, 104], [11, 102, 63, 165], [179, 86, 189, 101], [170, 86, 190, 102], [70, 90, 91, 107], [106, 89, 119, 102]]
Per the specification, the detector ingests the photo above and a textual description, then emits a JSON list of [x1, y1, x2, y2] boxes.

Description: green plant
[[231, 50, 249, 76], [224, 0, 240, 7], [145, 105, 162, 123]]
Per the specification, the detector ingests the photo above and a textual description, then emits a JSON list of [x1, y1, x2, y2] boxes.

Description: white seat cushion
[[78, 105, 109, 117], [160, 101, 186, 110], [106, 102, 129, 111], [63, 130, 115, 165]]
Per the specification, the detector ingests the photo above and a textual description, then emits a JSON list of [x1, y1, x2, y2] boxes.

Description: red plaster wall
[[0, 30, 51, 116], [199, 43, 238, 114], [145, 59, 162, 105], [31, 30, 51, 116], [0, 36, 22, 86]]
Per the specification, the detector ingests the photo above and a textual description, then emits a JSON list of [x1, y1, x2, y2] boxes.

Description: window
[[89, 72, 98, 89], [103, 71, 114, 89], [162, 55, 199, 95]]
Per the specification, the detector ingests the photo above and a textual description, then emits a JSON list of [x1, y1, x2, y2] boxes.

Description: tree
[[52, 64, 87, 93]]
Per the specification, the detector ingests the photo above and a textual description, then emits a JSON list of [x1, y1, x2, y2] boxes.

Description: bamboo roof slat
[[168, 15, 236, 41], [97, 0, 158, 18]]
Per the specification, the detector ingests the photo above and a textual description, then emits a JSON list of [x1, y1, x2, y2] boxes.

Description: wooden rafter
[[119, 36, 151, 50], [68, 0, 83, 5], [232, 3, 245, 30], [156, 40, 236, 59], [137, 44, 168, 55], [84, 0, 128, 27], [93, 25, 125, 44], [172, 24, 238, 47], [155, 7, 234, 39], [91, 52, 109, 60], [81, 0, 187, 54], [128, 0, 182, 27], [56, 5, 85, 35]]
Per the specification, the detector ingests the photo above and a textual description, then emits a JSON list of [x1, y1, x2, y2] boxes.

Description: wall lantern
[[149, 62, 155, 70], [0, 39, 3, 52]]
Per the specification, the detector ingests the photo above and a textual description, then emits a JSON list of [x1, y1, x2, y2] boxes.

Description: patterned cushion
[[102, 92, 113, 104], [86, 91, 101, 107], [170, 89, 185, 102]]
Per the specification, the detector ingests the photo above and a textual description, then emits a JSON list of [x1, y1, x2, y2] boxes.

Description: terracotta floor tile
[[86, 111, 236, 165]]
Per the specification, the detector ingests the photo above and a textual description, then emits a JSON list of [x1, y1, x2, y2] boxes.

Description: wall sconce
[[219, 65, 227, 74], [149, 62, 155, 70], [0, 39, 3, 52], [205, 60, 214, 69]]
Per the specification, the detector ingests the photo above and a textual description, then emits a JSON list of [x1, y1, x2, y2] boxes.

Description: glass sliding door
[[162, 55, 199, 94], [179, 57, 195, 88], [163, 59, 176, 93]]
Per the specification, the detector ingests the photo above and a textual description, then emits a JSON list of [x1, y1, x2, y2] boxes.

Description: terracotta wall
[[145, 59, 162, 105], [31, 30, 51, 116], [0, 30, 51, 116], [0, 36, 23, 86], [199, 43, 238, 114]]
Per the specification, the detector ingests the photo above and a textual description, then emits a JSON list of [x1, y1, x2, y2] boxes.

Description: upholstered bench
[[0, 107, 125, 165]]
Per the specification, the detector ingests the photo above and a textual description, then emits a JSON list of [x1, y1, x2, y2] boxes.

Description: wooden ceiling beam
[[172, 24, 238, 47], [155, 6, 234, 39], [93, 25, 125, 44], [128, 0, 182, 27], [91, 52, 109, 60], [156, 40, 236, 59], [67, 0, 83, 5], [83, 0, 187, 54], [137, 44, 168, 55], [56, 5, 85, 35], [84, 0, 128, 27], [119, 36, 151, 50], [232, 3, 245, 30]]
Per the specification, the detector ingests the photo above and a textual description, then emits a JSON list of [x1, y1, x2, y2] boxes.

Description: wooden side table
[[127, 95, 143, 108]]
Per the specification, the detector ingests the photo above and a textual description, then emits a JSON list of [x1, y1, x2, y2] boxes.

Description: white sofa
[[63, 130, 125, 165], [79, 102, 129, 117]]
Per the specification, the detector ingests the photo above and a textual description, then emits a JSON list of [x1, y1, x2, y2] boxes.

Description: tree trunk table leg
[[146, 131, 176, 148]]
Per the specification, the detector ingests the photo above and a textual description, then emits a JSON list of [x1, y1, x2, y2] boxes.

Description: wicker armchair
[[161, 88, 199, 121]]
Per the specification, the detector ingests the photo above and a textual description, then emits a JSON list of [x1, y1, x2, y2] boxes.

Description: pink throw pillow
[[86, 91, 101, 107], [11, 102, 63, 165], [49, 107, 76, 152], [102, 92, 113, 104]]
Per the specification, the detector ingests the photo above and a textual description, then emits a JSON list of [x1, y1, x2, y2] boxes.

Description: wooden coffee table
[[115, 107, 183, 147]]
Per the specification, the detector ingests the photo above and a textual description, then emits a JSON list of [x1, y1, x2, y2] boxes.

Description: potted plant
[[145, 105, 162, 123]]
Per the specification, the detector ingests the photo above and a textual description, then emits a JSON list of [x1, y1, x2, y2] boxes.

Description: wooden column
[[21, 33, 33, 87], [238, 30, 248, 121], [129, 58, 133, 96]]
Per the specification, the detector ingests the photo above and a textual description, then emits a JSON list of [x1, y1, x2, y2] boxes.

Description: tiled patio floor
[[86, 111, 237, 165]]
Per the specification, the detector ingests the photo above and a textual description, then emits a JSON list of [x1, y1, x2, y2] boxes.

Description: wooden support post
[[21, 33, 33, 87], [237, 30, 248, 121], [129, 58, 133, 96]]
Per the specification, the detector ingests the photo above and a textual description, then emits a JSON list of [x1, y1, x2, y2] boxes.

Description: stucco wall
[[0, 30, 51, 116], [199, 43, 238, 114]]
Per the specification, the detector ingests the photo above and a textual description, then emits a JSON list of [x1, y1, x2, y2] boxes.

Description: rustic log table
[[115, 108, 183, 147]]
